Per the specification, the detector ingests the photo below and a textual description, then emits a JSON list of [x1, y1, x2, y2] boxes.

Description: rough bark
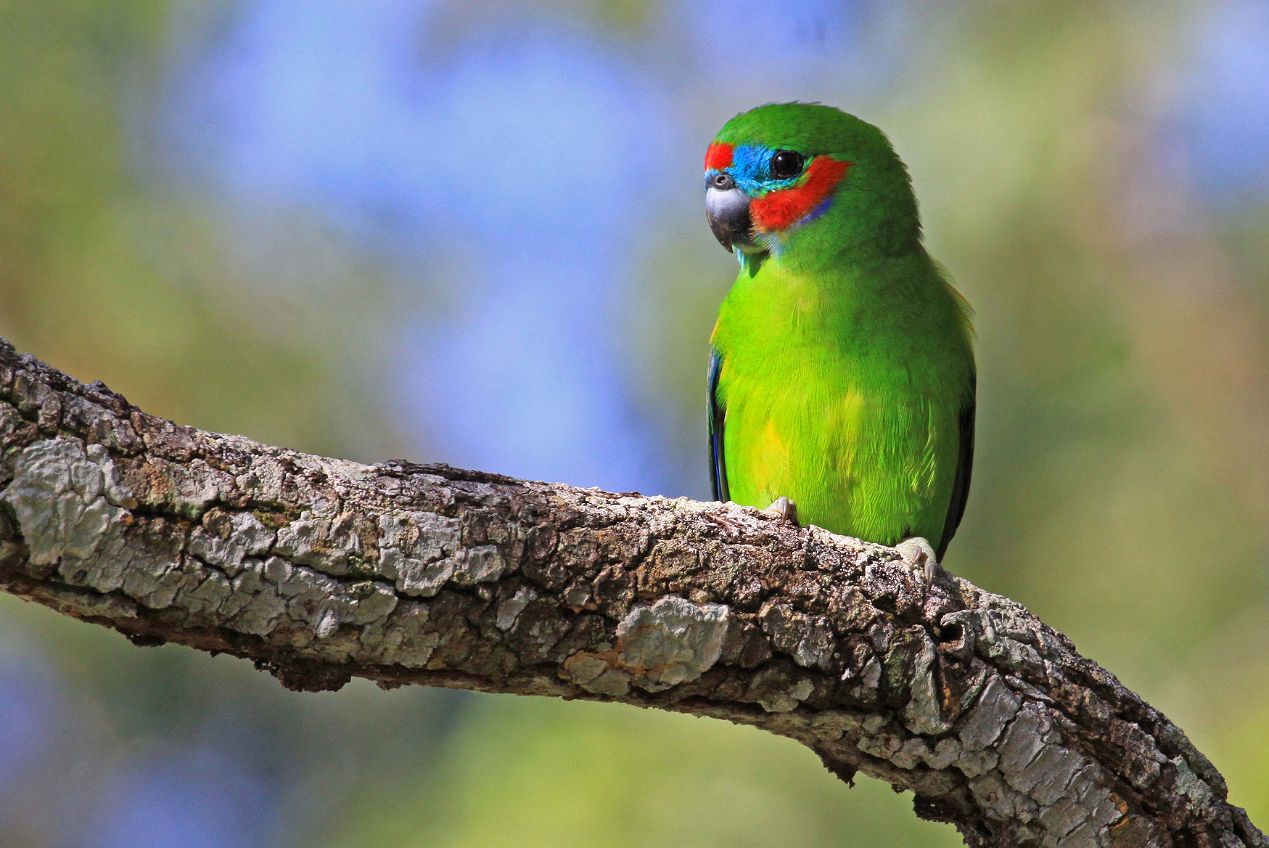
[[0, 337, 1261, 848]]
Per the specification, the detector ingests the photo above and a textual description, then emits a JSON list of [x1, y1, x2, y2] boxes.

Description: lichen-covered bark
[[0, 338, 1262, 848]]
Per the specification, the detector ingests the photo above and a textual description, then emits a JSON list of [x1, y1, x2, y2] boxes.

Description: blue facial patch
[[703, 144, 803, 196]]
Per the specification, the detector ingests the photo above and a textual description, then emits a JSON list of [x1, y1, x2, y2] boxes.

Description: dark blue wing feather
[[937, 370, 975, 558], [707, 348, 729, 502]]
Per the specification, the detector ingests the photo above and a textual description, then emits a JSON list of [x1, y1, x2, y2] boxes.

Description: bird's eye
[[770, 150, 805, 180]]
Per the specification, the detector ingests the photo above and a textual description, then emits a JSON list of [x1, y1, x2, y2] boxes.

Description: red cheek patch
[[704, 142, 734, 171], [750, 156, 852, 232]]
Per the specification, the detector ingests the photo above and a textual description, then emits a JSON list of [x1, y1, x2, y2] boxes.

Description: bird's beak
[[705, 173, 756, 254]]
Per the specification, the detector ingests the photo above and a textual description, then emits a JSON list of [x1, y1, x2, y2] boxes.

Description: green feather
[[708, 103, 975, 555]]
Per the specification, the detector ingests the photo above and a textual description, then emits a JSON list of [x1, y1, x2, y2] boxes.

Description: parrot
[[703, 103, 975, 577]]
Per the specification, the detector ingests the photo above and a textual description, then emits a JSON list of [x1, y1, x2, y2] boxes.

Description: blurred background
[[1, 1, 1266, 845]]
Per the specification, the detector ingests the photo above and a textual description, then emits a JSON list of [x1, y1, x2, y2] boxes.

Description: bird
[[704, 103, 975, 579]]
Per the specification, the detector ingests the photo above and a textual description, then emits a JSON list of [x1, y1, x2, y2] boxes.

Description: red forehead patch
[[704, 142, 734, 171], [750, 156, 852, 232]]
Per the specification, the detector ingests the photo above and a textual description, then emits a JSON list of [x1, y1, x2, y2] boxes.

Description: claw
[[895, 536, 940, 585], [762, 496, 799, 525]]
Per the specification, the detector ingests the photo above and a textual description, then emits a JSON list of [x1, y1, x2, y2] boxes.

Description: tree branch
[[0, 338, 1261, 847]]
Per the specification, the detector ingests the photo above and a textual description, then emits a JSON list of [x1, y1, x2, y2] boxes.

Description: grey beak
[[705, 173, 754, 253]]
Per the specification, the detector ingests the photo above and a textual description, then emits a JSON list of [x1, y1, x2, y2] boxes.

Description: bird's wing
[[937, 369, 976, 558], [707, 348, 729, 502]]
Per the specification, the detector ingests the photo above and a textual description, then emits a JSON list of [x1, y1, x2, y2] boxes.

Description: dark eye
[[770, 149, 805, 180]]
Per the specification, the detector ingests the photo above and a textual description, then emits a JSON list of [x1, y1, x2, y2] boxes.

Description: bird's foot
[[895, 536, 941, 585], [762, 496, 799, 525]]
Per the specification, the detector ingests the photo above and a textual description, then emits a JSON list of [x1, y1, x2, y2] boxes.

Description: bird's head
[[704, 103, 920, 271]]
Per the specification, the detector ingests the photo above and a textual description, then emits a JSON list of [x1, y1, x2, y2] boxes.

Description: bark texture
[[0, 337, 1262, 848]]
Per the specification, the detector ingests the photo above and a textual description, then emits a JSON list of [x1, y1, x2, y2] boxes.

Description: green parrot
[[704, 103, 975, 573]]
